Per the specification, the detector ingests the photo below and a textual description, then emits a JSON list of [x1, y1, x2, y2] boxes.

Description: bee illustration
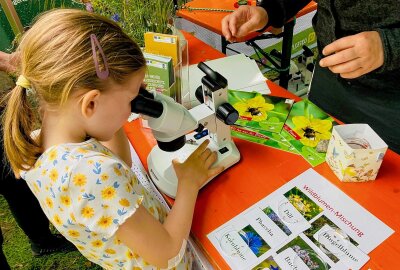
[[302, 127, 320, 140], [247, 107, 262, 116], [362, 169, 374, 178]]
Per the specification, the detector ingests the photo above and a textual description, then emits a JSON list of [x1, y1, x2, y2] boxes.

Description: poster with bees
[[282, 100, 337, 166], [228, 90, 294, 134]]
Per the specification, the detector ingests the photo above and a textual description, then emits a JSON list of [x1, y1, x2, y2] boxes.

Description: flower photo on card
[[284, 187, 323, 221], [239, 225, 270, 257]]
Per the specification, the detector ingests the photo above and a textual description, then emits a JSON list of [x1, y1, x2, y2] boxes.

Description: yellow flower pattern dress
[[21, 138, 193, 270]]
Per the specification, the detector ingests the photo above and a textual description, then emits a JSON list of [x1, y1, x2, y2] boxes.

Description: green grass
[[0, 196, 102, 270]]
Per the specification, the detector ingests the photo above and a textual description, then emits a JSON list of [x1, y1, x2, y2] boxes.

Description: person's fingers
[[191, 139, 210, 157], [221, 15, 233, 41], [207, 166, 225, 178], [322, 36, 354, 56], [199, 147, 212, 159], [236, 16, 260, 37], [319, 47, 357, 67], [327, 58, 362, 74], [339, 67, 365, 79], [228, 15, 239, 39], [204, 151, 218, 168]]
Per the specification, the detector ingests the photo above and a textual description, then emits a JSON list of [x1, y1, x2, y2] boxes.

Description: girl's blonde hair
[[2, 9, 145, 174]]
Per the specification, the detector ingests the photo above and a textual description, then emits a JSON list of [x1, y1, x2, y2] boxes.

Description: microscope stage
[[147, 133, 240, 198]]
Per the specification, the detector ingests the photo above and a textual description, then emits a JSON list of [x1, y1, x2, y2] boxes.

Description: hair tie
[[16, 75, 31, 89]]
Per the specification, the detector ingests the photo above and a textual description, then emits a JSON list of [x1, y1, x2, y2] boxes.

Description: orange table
[[125, 32, 400, 269], [176, 0, 318, 89]]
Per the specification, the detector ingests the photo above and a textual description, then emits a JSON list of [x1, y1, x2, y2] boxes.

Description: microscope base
[[147, 137, 240, 198]]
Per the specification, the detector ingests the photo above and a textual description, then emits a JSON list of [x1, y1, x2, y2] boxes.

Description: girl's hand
[[172, 140, 224, 191]]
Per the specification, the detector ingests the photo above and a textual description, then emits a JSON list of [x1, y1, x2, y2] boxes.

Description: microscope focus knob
[[216, 103, 239, 125]]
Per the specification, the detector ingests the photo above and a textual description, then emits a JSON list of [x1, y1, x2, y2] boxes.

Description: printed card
[[313, 224, 369, 269]]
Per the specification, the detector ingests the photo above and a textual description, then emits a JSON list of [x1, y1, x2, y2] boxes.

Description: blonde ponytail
[[2, 85, 41, 174]]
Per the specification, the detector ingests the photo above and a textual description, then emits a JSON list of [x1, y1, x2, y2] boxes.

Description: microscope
[[131, 62, 241, 198]]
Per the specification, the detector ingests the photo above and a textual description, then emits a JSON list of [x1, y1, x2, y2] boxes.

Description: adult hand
[[319, 31, 384, 79], [222, 6, 268, 42], [172, 140, 224, 191], [0, 51, 18, 73]]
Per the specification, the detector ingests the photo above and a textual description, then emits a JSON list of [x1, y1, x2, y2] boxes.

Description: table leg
[[279, 19, 295, 89], [221, 36, 228, 54]]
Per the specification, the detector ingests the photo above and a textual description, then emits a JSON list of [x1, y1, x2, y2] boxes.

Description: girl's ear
[[80, 89, 101, 119]]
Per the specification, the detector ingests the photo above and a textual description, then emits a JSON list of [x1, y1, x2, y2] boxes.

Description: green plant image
[[90, 0, 188, 46], [304, 215, 358, 263], [239, 225, 270, 257], [277, 236, 330, 270], [284, 187, 323, 221], [228, 90, 294, 133], [252, 256, 281, 270]]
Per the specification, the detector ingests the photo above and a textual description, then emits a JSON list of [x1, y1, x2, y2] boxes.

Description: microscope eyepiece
[[131, 87, 164, 118]]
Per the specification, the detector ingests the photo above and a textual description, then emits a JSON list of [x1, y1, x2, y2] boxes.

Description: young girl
[[2, 9, 223, 270]]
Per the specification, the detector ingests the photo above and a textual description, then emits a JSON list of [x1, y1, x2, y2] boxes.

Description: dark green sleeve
[[377, 27, 400, 72], [258, 0, 311, 28]]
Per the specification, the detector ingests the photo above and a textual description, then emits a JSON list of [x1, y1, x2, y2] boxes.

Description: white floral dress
[[22, 138, 192, 270]]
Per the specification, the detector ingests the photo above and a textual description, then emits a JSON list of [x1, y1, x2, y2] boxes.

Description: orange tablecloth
[[125, 32, 400, 269]]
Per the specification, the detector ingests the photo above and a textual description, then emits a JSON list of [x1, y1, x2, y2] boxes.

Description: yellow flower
[[91, 232, 98, 237], [77, 148, 88, 154], [73, 173, 87, 186], [76, 245, 85, 250], [97, 216, 112, 228], [45, 197, 54, 208], [91, 240, 104, 248], [126, 250, 134, 260], [292, 116, 332, 147], [48, 149, 58, 161], [81, 206, 95, 219], [101, 149, 111, 156], [53, 214, 62, 226], [87, 160, 94, 165], [114, 166, 122, 176], [101, 186, 116, 200], [70, 213, 76, 222], [60, 195, 71, 206], [105, 248, 116, 254], [100, 173, 109, 181], [119, 198, 130, 207], [125, 183, 132, 193], [41, 169, 47, 176], [68, 230, 80, 238], [34, 160, 42, 168], [114, 238, 122, 245], [233, 95, 274, 122]]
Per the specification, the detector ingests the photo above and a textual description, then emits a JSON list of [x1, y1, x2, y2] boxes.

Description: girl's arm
[[100, 128, 132, 167], [116, 140, 224, 268]]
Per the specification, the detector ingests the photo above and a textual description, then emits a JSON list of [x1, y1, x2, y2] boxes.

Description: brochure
[[208, 169, 394, 270], [143, 52, 175, 97], [283, 100, 337, 167], [228, 90, 294, 134], [231, 126, 299, 155]]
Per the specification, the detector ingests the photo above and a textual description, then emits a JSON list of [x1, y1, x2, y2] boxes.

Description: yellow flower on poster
[[233, 95, 274, 122], [292, 116, 332, 147]]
